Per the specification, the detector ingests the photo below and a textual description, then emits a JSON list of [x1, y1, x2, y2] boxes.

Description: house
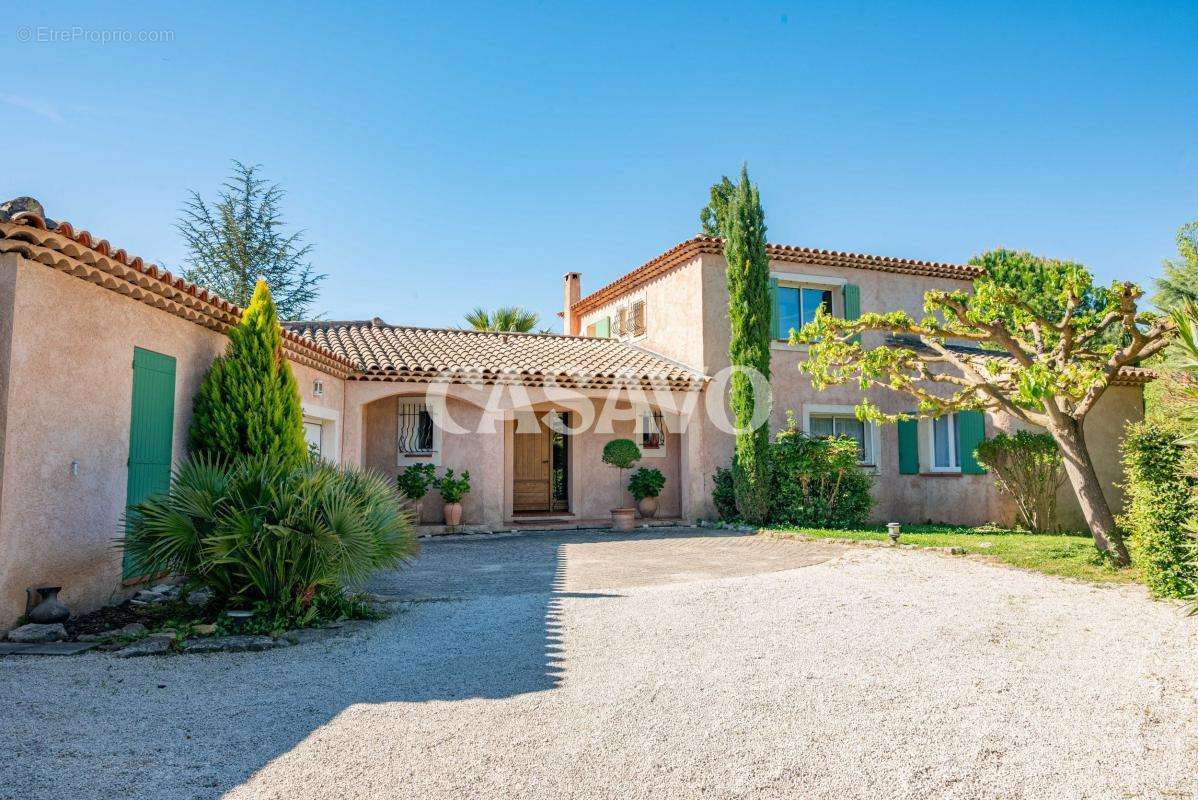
[[0, 204, 1147, 627]]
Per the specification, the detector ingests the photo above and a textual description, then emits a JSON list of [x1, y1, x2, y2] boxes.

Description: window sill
[[770, 341, 808, 352], [920, 470, 963, 477]]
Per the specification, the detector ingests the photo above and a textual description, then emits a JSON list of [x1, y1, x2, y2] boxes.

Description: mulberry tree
[[798, 249, 1174, 566]]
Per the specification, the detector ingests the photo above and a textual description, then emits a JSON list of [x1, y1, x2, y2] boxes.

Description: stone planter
[[636, 496, 658, 519], [611, 507, 637, 531], [444, 502, 463, 526]]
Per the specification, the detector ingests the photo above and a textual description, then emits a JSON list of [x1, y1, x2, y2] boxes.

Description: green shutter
[[842, 283, 862, 345], [124, 347, 176, 578], [596, 317, 610, 338], [842, 284, 861, 320], [897, 418, 919, 474], [769, 277, 781, 341], [957, 410, 986, 474]]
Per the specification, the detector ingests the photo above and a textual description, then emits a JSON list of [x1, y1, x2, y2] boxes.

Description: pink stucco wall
[[584, 250, 1144, 527], [348, 384, 684, 526], [0, 254, 345, 627]]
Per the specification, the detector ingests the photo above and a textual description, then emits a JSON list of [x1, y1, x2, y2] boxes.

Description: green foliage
[[722, 165, 773, 524], [123, 454, 417, 614], [974, 432, 1065, 533], [699, 175, 735, 236], [602, 438, 642, 470], [768, 415, 874, 528], [1119, 423, 1198, 598], [628, 467, 665, 501], [1154, 220, 1198, 310], [396, 463, 437, 501], [189, 280, 308, 467], [177, 161, 323, 319], [437, 469, 471, 504], [463, 306, 540, 333], [797, 246, 1175, 565], [711, 465, 738, 521]]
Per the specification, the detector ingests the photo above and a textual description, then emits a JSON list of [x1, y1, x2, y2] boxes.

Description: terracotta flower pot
[[636, 496, 658, 519], [444, 502, 463, 526], [611, 507, 637, 532]]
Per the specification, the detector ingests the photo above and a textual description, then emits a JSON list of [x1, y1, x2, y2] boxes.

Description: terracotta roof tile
[[0, 213, 355, 377], [571, 235, 983, 318], [285, 321, 708, 390]]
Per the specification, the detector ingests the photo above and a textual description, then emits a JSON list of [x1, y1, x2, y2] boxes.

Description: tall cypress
[[189, 279, 308, 466], [723, 165, 772, 523]]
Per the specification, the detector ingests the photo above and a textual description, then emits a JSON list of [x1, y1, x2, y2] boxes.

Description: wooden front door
[[513, 415, 553, 512]]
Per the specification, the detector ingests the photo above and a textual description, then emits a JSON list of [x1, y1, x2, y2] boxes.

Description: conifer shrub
[[189, 280, 307, 466], [1120, 423, 1198, 598]]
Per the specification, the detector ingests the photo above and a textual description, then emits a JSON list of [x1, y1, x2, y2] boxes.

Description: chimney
[[563, 272, 581, 335]]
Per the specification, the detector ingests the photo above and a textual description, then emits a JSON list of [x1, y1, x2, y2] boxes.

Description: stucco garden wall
[[0, 254, 345, 628]]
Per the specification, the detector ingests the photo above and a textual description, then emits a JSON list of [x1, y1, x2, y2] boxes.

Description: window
[[641, 410, 664, 450], [630, 300, 646, 336], [776, 286, 833, 340], [398, 400, 435, 455], [929, 414, 959, 471], [809, 413, 873, 465], [303, 420, 323, 458], [613, 307, 627, 337]]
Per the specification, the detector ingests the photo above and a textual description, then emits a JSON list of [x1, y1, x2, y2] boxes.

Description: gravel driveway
[[2, 528, 1195, 799]]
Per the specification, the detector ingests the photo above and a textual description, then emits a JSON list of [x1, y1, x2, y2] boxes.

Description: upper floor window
[[777, 286, 833, 341]]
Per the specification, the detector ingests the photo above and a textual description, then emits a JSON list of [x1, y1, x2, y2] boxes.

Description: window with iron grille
[[613, 306, 627, 337], [630, 300, 646, 336], [641, 410, 665, 449], [398, 400, 435, 455]]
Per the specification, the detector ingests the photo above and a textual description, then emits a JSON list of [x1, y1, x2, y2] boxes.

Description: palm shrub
[[975, 431, 1065, 533], [123, 455, 417, 617], [1119, 423, 1198, 598], [189, 280, 308, 467], [768, 414, 873, 528]]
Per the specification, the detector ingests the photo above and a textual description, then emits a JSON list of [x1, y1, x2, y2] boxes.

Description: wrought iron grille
[[631, 300, 646, 336], [398, 401, 434, 454], [642, 410, 664, 449]]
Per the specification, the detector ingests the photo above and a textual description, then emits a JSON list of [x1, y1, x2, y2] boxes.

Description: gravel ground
[[2, 529, 1196, 800]]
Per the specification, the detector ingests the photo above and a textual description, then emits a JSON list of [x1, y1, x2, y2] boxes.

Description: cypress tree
[[723, 165, 773, 523], [189, 279, 308, 466]]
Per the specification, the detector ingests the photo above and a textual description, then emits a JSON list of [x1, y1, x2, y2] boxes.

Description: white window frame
[[926, 413, 960, 473], [801, 404, 877, 467], [772, 274, 843, 349], [301, 403, 341, 464], [397, 397, 443, 467], [634, 404, 667, 458]]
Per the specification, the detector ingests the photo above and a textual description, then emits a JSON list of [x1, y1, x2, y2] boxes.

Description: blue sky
[[4, 0, 1196, 327]]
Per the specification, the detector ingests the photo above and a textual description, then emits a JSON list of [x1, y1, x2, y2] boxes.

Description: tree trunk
[[1052, 418, 1130, 566]]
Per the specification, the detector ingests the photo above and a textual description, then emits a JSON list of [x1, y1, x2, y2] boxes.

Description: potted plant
[[437, 469, 471, 526], [396, 463, 437, 523], [628, 467, 665, 518], [602, 439, 642, 531]]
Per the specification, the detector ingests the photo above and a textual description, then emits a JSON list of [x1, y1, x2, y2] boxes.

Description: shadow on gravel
[[2, 528, 785, 799]]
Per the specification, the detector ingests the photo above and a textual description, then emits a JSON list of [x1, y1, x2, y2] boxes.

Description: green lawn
[[766, 524, 1140, 586]]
